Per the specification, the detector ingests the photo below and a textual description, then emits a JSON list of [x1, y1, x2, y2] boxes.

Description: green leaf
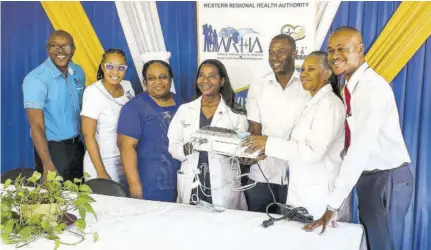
[[46, 233, 59, 240], [28, 177, 36, 183], [78, 194, 96, 203], [84, 203, 97, 220], [47, 171, 57, 181], [74, 219, 86, 230], [2, 220, 14, 235], [73, 184, 79, 192], [55, 176, 64, 182], [18, 226, 32, 238], [1, 202, 11, 220], [73, 178, 82, 184], [17, 191, 24, 197], [54, 225, 62, 233], [79, 184, 92, 193], [4, 179, 11, 189], [54, 240, 60, 250], [64, 180, 74, 190], [84, 172, 91, 178], [41, 220, 49, 230], [79, 208, 86, 219], [30, 214, 42, 224], [93, 232, 99, 242], [2, 234, 13, 244], [32, 171, 42, 181]]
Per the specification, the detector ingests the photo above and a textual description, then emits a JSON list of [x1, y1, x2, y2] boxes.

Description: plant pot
[[21, 203, 60, 227]]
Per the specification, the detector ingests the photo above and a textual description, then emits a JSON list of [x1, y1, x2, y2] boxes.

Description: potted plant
[[1, 171, 98, 249]]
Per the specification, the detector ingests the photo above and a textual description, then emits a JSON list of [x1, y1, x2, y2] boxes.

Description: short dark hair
[[195, 59, 245, 115], [142, 60, 173, 81], [271, 34, 296, 51], [96, 48, 127, 80]]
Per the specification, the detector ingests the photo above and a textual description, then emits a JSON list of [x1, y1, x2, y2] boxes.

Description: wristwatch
[[327, 205, 339, 213]]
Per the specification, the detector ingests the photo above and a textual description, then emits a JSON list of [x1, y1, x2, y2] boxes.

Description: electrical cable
[[255, 162, 314, 227]]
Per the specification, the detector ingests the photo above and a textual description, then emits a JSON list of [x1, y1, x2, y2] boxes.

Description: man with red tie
[[303, 26, 413, 250]]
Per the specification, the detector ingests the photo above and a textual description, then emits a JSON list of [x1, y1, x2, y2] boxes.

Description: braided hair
[[307, 51, 342, 100], [96, 48, 127, 80]]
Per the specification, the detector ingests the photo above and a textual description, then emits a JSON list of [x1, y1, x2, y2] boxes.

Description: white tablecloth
[[1, 193, 366, 250]]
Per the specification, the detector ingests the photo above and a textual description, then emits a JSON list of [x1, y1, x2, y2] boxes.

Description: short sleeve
[[22, 75, 47, 109], [122, 80, 136, 98], [245, 82, 261, 123], [117, 101, 142, 140], [80, 86, 102, 120]]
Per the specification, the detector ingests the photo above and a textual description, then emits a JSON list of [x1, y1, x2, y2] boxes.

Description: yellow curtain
[[41, 1, 105, 85], [365, 1, 431, 83]]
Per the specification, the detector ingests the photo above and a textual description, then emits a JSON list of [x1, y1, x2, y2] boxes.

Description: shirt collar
[[268, 70, 300, 87], [45, 57, 75, 78], [345, 62, 369, 93], [305, 84, 333, 108]]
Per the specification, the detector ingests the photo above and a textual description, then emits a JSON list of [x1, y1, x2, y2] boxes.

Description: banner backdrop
[[198, 1, 317, 105]]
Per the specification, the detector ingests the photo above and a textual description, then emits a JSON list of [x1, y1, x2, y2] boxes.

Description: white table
[[1, 193, 366, 250]]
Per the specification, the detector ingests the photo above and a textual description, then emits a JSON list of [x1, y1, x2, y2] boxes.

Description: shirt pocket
[[72, 77, 85, 104]]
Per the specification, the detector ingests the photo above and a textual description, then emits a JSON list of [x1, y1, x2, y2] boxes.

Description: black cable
[[256, 162, 314, 228]]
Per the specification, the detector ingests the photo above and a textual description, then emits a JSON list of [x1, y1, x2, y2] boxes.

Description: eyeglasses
[[47, 44, 75, 52], [104, 63, 128, 72], [146, 75, 170, 82]]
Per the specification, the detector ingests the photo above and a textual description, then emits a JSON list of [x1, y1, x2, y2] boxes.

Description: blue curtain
[[156, 1, 198, 103], [321, 2, 430, 250], [1, 2, 53, 172]]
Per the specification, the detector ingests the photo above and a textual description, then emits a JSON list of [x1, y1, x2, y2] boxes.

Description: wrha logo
[[202, 24, 263, 54]]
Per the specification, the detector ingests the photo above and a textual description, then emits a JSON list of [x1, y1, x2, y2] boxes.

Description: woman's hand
[[242, 135, 268, 154], [183, 142, 194, 156], [97, 170, 111, 180], [129, 183, 143, 199]]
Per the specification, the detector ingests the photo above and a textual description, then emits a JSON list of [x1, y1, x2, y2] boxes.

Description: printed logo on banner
[[281, 24, 307, 60], [202, 24, 264, 60]]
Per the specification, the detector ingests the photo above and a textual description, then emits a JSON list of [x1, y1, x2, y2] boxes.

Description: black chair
[[1, 168, 39, 185], [85, 178, 128, 198]]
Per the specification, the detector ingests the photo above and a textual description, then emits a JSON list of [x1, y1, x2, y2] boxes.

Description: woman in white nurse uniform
[[81, 49, 135, 185]]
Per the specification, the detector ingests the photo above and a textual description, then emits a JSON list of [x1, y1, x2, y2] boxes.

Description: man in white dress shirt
[[244, 34, 310, 213], [304, 26, 413, 250]]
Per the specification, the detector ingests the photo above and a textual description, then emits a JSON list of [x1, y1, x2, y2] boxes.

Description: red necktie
[[344, 86, 351, 152]]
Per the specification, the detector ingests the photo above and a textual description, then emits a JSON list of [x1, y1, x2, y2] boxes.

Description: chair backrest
[[1, 168, 38, 185], [85, 179, 128, 198]]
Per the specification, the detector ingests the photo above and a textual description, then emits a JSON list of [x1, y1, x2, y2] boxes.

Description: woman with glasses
[[168, 59, 248, 210], [117, 60, 181, 201], [81, 48, 135, 185]]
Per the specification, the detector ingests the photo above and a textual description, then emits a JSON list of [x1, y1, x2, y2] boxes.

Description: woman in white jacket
[[168, 59, 248, 210], [243, 51, 351, 220]]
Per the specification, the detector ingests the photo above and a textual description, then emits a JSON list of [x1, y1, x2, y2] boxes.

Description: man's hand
[[242, 135, 268, 154], [43, 162, 57, 180], [303, 209, 335, 234], [129, 184, 143, 199]]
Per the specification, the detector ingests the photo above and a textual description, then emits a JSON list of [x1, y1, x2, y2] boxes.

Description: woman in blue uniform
[[117, 60, 181, 201]]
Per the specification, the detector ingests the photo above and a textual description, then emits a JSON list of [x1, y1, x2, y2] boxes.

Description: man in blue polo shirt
[[22, 30, 86, 181]]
